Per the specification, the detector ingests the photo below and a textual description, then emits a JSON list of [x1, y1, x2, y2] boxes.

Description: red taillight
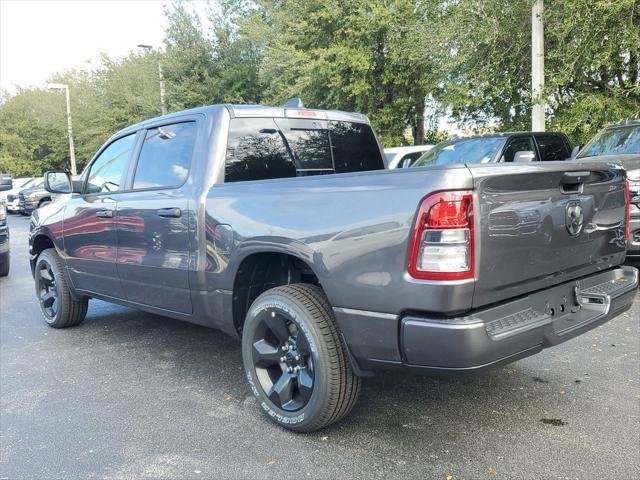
[[408, 190, 475, 281], [625, 179, 630, 242]]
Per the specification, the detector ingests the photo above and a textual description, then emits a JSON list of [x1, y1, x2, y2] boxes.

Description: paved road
[[1, 214, 639, 479]]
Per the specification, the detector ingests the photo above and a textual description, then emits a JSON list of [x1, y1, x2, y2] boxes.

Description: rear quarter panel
[[203, 166, 475, 315]]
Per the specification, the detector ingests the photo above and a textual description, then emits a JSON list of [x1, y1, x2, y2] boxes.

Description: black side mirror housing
[[44, 171, 73, 194]]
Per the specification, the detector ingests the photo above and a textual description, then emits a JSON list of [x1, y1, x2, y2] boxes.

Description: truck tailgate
[[468, 162, 628, 308]]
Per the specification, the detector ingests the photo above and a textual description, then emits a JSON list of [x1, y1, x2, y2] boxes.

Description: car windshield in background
[[578, 125, 640, 158], [412, 137, 506, 167]]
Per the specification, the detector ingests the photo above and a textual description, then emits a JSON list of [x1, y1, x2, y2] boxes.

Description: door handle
[[96, 209, 113, 218], [157, 208, 182, 218]]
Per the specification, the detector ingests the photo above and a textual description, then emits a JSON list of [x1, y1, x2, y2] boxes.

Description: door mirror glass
[[44, 171, 72, 194], [513, 150, 536, 163]]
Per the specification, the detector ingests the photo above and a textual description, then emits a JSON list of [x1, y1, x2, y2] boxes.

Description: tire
[[38, 199, 51, 209], [0, 252, 9, 277], [35, 248, 88, 328], [242, 284, 361, 432]]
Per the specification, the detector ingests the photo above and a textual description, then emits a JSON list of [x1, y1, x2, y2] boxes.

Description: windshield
[[27, 179, 44, 190], [412, 137, 506, 167], [16, 178, 35, 189], [577, 125, 640, 158]]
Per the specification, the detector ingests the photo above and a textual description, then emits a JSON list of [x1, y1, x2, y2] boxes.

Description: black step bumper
[[336, 266, 638, 376]]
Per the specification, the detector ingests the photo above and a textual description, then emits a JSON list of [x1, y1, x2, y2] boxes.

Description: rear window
[[224, 117, 383, 182], [535, 134, 571, 161]]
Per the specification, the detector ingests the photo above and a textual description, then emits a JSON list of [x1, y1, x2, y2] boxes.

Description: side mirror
[[44, 171, 72, 194], [513, 150, 536, 163], [570, 146, 581, 158]]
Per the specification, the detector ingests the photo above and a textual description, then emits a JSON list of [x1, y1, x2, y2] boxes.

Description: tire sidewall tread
[[35, 248, 87, 328], [242, 283, 360, 432]]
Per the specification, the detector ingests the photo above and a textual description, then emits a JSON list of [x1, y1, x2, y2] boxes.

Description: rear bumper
[[336, 266, 638, 376]]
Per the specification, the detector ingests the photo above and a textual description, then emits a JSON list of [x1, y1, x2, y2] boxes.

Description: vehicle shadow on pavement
[[80, 299, 572, 440]]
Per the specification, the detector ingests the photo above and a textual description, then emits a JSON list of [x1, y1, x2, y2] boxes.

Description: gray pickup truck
[[30, 103, 638, 431]]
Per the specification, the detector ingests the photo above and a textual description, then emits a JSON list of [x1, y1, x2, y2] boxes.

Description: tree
[[428, 0, 639, 143]]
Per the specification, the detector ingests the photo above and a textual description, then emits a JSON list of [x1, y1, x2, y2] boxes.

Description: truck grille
[[18, 192, 25, 209]]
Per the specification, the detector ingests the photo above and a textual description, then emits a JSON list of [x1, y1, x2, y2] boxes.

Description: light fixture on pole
[[46, 83, 77, 175], [137, 44, 167, 116]]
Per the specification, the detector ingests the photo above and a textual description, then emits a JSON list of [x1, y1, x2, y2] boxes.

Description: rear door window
[[224, 117, 383, 182], [132, 122, 196, 189], [535, 134, 571, 161], [225, 118, 297, 182], [502, 136, 537, 162]]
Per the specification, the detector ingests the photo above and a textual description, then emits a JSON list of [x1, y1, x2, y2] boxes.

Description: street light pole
[[138, 44, 167, 115], [531, 0, 545, 131], [47, 83, 77, 175]]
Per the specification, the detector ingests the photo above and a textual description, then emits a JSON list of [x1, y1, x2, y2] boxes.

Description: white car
[[384, 145, 433, 169], [4, 177, 36, 213]]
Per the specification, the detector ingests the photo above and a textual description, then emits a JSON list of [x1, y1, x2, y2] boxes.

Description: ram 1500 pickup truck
[[30, 103, 638, 432]]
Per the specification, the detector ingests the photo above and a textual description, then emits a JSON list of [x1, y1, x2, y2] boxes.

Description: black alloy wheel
[[37, 259, 59, 319], [242, 284, 361, 432], [251, 309, 315, 411], [34, 248, 88, 328]]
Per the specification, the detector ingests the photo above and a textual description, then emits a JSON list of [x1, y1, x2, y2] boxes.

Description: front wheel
[[242, 284, 360, 432], [35, 248, 88, 328]]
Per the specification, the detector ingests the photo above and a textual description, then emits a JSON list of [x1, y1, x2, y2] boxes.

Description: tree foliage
[[0, 0, 638, 176]]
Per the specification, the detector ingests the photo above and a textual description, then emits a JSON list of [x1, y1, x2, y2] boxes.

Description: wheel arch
[[231, 250, 323, 335], [29, 231, 57, 275]]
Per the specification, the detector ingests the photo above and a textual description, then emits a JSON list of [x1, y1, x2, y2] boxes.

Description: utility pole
[[531, 0, 545, 131], [158, 62, 167, 116], [138, 44, 167, 116], [47, 83, 77, 175]]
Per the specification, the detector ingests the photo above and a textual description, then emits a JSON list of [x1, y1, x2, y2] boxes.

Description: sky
[[0, 0, 175, 92]]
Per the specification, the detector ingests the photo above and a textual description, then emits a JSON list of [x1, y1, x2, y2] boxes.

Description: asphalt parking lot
[[1, 214, 639, 479]]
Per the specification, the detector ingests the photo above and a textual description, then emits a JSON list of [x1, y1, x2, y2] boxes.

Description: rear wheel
[[242, 284, 360, 432], [35, 248, 88, 328]]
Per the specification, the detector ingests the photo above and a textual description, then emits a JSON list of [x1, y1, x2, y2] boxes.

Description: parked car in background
[[0, 173, 12, 208], [18, 178, 51, 215], [574, 119, 640, 256], [0, 203, 9, 276], [384, 145, 433, 168], [4, 177, 35, 213], [29, 103, 637, 432], [412, 132, 573, 167]]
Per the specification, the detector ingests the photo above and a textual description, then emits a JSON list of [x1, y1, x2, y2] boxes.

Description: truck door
[[63, 133, 138, 298], [115, 121, 196, 314]]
